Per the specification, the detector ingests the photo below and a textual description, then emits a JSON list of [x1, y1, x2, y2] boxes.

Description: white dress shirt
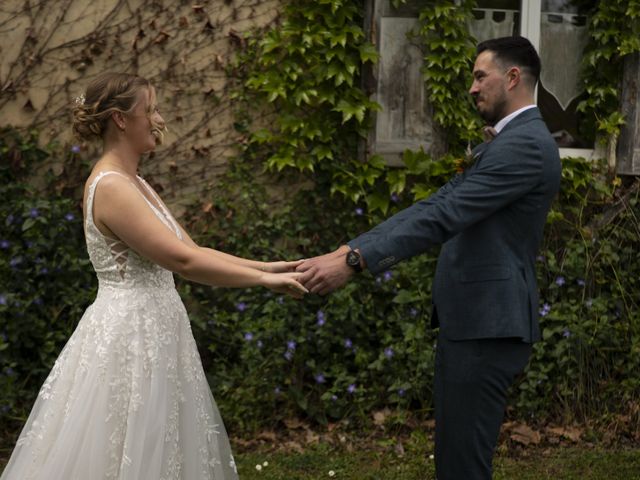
[[494, 104, 537, 134]]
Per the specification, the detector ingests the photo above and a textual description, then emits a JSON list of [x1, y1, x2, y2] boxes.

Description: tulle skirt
[[1, 286, 238, 480]]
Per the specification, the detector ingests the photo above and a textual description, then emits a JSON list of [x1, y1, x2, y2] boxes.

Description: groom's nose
[[469, 80, 480, 96]]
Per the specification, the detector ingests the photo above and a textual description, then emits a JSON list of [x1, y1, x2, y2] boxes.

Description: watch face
[[346, 250, 360, 268]]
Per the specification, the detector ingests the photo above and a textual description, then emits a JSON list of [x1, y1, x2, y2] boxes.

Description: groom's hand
[[296, 245, 354, 295]]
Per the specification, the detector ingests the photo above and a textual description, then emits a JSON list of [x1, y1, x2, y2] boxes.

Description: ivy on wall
[[239, 0, 639, 216], [414, 0, 481, 149], [577, 0, 640, 142]]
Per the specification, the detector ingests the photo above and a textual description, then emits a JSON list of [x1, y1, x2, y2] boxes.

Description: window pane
[[470, 0, 521, 42], [538, 0, 594, 147]]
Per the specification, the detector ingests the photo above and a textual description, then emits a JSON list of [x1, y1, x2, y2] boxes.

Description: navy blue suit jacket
[[348, 108, 561, 343]]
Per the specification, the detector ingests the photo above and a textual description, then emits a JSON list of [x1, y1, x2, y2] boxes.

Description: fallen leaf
[[283, 418, 304, 430], [546, 426, 582, 442], [394, 440, 405, 457], [509, 423, 541, 446], [305, 429, 320, 444], [373, 408, 391, 426], [257, 430, 277, 442], [284, 440, 304, 453]]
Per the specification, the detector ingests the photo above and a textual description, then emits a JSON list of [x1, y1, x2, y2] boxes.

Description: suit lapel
[[469, 108, 543, 169]]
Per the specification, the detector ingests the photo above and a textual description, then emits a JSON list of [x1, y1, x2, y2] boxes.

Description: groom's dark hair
[[477, 36, 541, 88]]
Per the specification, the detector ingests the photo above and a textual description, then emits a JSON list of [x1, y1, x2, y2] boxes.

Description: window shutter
[[363, 0, 443, 166], [617, 52, 640, 176]]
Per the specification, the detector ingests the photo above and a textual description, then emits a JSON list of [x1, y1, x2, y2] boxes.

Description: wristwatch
[[345, 249, 362, 273]]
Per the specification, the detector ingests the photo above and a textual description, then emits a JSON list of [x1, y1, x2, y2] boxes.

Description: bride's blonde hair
[[72, 72, 166, 143]]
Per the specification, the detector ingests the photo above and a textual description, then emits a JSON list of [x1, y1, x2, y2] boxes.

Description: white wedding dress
[[1, 171, 238, 480]]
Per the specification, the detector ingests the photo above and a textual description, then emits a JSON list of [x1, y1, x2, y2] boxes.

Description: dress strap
[[86, 171, 131, 226], [136, 176, 183, 239], [87, 170, 181, 239]]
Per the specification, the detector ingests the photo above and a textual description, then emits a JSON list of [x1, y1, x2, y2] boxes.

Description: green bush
[[179, 156, 640, 433], [0, 128, 96, 426], [1, 128, 639, 437], [2, 0, 639, 438]]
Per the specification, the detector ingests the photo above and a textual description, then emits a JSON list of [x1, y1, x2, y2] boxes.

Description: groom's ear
[[506, 66, 522, 91]]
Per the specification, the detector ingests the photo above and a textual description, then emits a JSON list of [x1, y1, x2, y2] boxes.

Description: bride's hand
[[261, 259, 305, 273], [260, 271, 308, 299]]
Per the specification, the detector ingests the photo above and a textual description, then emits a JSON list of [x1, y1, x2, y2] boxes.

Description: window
[[470, 0, 603, 159]]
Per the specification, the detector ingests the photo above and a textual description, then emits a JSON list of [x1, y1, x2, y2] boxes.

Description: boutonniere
[[454, 142, 481, 173], [453, 126, 497, 173]]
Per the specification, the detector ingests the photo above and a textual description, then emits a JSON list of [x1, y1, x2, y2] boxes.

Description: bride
[[1, 72, 307, 480]]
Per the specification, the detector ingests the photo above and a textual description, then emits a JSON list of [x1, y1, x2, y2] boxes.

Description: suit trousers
[[434, 335, 532, 480]]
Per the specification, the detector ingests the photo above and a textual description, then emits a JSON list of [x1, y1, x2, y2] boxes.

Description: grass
[[234, 439, 640, 480], [3, 427, 640, 479]]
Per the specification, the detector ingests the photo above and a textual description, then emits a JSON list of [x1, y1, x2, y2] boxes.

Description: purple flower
[[64, 213, 75, 221], [1, 405, 10, 413], [375, 276, 382, 284], [0, 295, 6, 306], [9, 257, 21, 269], [4, 367, 14, 377], [344, 338, 353, 349], [562, 329, 571, 338], [585, 299, 593, 308], [236, 302, 247, 312], [409, 308, 418, 317], [576, 279, 586, 287], [398, 388, 405, 397], [6, 214, 14, 224], [390, 193, 399, 203], [347, 384, 356, 394], [286, 340, 297, 351], [539, 303, 551, 317], [314, 374, 326, 384], [536, 255, 545, 262], [384, 347, 394, 359], [257, 340, 263, 348], [354, 207, 364, 216], [331, 394, 338, 401], [316, 310, 326, 326], [71, 145, 81, 154], [29, 208, 39, 218], [383, 270, 393, 282], [0, 240, 9, 249], [277, 296, 284, 304], [284, 350, 293, 361], [555, 276, 566, 286], [33, 297, 43, 306], [244, 332, 254, 341], [40, 267, 49, 275], [274, 387, 281, 395]]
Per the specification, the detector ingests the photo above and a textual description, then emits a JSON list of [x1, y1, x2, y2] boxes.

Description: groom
[[297, 36, 561, 479]]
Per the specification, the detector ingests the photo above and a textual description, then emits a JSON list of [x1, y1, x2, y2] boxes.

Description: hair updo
[[72, 72, 153, 141]]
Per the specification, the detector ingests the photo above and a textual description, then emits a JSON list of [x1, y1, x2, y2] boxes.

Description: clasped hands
[[266, 245, 358, 299]]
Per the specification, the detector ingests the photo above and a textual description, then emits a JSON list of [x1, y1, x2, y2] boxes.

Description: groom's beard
[[475, 93, 508, 127]]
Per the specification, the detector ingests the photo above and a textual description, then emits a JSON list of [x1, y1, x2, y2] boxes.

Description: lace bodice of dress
[[85, 171, 183, 290]]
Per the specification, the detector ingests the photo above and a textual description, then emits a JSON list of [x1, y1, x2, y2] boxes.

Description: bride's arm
[[92, 176, 306, 295], [146, 185, 301, 273]]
